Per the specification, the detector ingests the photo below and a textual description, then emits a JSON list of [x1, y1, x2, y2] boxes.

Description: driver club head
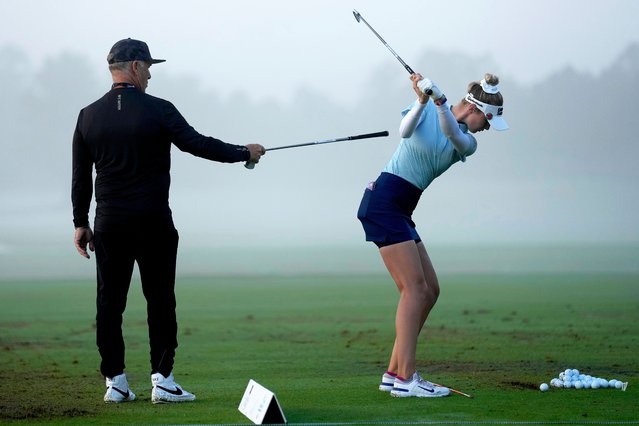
[[352, 9, 361, 22]]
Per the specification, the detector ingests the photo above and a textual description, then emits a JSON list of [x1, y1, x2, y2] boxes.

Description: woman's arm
[[399, 73, 430, 138], [399, 101, 425, 138], [401, 73, 476, 156], [437, 104, 476, 156]]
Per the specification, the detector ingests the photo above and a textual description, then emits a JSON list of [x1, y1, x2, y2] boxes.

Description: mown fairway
[[1, 273, 637, 424]]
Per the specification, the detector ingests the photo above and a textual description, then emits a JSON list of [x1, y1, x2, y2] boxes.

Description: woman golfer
[[357, 72, 508, 397]]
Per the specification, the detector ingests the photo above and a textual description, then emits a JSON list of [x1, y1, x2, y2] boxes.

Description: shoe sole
[[151, 394, 196, 404], [104, 396, 136, 403], [390, 391, 449, 398], [152, 398, 196, 404]]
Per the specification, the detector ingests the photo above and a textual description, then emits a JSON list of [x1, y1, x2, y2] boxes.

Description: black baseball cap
[[107, 38, 166, 64]]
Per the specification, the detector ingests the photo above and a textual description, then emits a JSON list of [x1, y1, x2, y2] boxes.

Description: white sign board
[[238, 379, 287, 425]]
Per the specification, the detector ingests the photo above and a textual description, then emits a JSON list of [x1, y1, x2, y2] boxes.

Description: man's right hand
[[74, 226, 94, 259], [245, 144, 266, 164]]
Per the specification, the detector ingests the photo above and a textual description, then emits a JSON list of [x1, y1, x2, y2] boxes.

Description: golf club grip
[[348, 131, 389, 140]]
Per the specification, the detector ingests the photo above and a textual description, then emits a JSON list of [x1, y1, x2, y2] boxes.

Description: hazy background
[[1, 0, 638, 278]]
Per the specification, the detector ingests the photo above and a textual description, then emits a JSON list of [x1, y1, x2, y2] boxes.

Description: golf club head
[[352, 9, 361, 22], [244, 161, 255, 169]]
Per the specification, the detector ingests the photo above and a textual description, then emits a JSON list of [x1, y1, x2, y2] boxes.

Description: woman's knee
[[429, 280, 440, 301], [402, 278, 432, 302], [417, 279, 440, 307]]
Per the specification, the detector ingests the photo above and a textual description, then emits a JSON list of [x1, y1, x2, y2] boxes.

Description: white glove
[[417, 78, 445, 102]]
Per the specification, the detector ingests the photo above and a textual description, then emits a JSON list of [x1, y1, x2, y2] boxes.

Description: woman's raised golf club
[[352, 9, 415, 75], [352, 10, 433, 96], [245, 130, 389, 169]]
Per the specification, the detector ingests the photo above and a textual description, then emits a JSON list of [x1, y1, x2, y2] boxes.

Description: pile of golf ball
[[539, 369, 628, 392]]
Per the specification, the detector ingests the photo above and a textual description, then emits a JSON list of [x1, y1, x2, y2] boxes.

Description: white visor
[[465, 92, 509, 131]]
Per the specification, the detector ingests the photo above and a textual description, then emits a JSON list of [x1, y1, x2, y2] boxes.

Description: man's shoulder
[[80, 90, 174, 111], [141, 92, 177, 111], [81, 91, 112, 110]]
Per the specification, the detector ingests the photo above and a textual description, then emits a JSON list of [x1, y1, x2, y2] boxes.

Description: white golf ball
[[599, 379, 609, 388], [591, 380, 600, 389], [615, 381, 623, 389], [540, 383, 549, 392], [574, 381, 583, 389], [583, 381, 591, 389], [563, 380, 572, 388]]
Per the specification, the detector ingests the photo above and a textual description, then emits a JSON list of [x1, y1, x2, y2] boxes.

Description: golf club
[[352, 9, 415, 75], [432, 382, 474, 398], [245, 130, 389, 169]]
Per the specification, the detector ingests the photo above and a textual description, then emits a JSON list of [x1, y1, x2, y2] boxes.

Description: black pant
[[93, 221, 179, 378]]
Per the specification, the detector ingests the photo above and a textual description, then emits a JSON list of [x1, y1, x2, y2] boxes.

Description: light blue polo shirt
[[383, 100, 476, 191]]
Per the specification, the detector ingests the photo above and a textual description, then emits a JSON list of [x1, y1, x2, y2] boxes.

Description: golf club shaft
[[432, 383, 473, 398], [353, 10, 414, 75], [244, 130, 389, 169], [267, 131, 389, 151]]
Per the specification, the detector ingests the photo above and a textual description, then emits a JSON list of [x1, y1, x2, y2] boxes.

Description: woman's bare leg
[[380, 240, 439, 379]]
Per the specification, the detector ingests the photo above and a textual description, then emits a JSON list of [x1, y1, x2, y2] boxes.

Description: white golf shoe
[[390, 372, 450, 398], [151, 372, 196, 404], [104, 373, 136, 403], [379, 372, 396, 392]]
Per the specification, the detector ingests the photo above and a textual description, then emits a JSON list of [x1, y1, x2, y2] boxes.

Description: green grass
[[1, 273, 638, 424]]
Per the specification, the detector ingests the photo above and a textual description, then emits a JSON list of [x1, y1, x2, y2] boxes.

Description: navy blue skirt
[[357, 172, 423, 247]]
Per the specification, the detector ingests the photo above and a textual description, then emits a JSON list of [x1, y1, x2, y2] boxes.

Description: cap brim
[[489, 116, 509, 131], [150, 59, 166, 64]]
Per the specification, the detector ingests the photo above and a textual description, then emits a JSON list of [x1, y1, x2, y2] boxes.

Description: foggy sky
[[2, 0, 639, 105], [1, 1, 638, 279]]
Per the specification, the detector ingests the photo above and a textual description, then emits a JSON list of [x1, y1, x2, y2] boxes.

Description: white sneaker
[[379, 372, 396, 392], [104, 373, 136, 403], [390, 372, 450, 398], [151, 372, 196, 404]]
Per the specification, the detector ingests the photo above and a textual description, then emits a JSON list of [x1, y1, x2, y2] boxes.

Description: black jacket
[[72, 87, 250, 230]]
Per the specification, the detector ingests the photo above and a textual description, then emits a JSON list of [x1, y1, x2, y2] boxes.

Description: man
[[72, 38, 265, 404]]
